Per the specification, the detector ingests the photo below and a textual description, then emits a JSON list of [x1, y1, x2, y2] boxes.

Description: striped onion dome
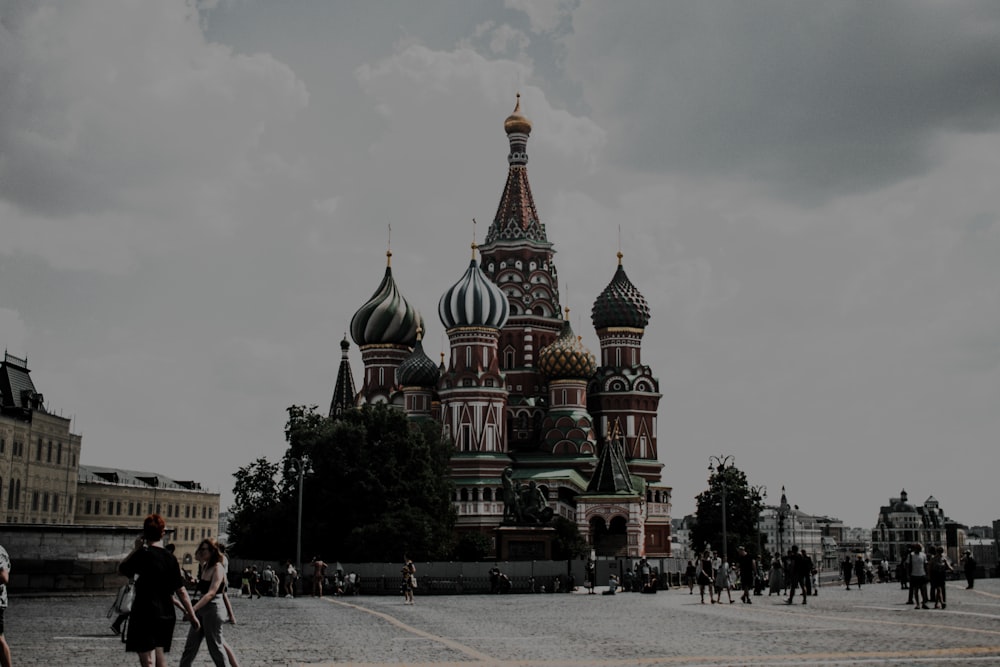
[[591, 252, 650, 330], [438, 246, 510, 330], [397, 330, 440, 387], [350, 251, 423, 347], [538, 316, 596, 380]]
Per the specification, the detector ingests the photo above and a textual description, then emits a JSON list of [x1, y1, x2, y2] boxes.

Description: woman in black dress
[[119, 514, 199, 667], [696, 550, 715, 604]]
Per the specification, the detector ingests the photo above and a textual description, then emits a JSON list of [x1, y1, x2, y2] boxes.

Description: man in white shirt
[[907, 543, 929, 609]]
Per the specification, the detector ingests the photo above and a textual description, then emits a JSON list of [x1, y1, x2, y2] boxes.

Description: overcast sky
[[2, 0, 998, 531]]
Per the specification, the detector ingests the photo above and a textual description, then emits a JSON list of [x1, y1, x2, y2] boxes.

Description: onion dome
[[503, 93, 532, 135], [591, 252, 650, 330], [397, 329, 440, 387], [538, 313, 596, 379], [439, 245, 510, 330], [351, 251, 423, 346]]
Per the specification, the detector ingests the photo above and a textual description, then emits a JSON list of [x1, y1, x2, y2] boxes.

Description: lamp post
[[708, 455, 734, 564], [290, 456, 308, 586], [750, 485, 767, 558]]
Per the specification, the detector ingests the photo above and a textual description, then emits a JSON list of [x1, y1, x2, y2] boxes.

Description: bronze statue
[[501, 468, 553, 524]]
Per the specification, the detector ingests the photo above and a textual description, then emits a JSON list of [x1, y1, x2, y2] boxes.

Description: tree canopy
[[690, 464, 765, 560], [228, 404, 457, 562]]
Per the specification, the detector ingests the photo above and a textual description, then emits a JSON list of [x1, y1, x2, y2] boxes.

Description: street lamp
[[707, 455, 734, 564], [290, 456, 309, 584], [750, 485, 767, 558]]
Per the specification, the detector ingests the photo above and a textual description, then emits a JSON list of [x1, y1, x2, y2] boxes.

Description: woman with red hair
[[119, 514, 199, 667]]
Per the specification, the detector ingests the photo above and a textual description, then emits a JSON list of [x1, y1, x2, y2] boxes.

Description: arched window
[[483, 488, 493, 501], [472, 488, 480, 501], [460, 488, 469, 502]]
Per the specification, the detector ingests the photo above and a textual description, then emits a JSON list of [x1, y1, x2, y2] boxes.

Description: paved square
[[11, 579, 1000, 665]]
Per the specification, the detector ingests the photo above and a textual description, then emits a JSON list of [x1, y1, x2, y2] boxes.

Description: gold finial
[[564, 306, 570, 321], [416, 326, 423, 340], [386, 249, 392, 267], [617, 250, 623, 266], [387, 223, 392, 266], [472, 218, 478, 258]]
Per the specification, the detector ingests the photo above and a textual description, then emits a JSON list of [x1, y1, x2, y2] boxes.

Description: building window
[[14, 480, 20, 509], [209, 508, 213, 519], [185, 505, 190, 518], [117, 501, 122, 515], [42, 493, 49, 512], [129, 502, 134, 515], [156, 504, 161, 514], [32, 492, 39, 511], [57, 443, 62, 464], [167, 505, 172, 518], [36, 438, 43, 460], [52, 495, 59, 513], [47, 441, 52, 462], [0, 438, 4, 453]]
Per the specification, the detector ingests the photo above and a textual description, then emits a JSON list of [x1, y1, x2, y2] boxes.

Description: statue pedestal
[[495, 525, 556, 561]]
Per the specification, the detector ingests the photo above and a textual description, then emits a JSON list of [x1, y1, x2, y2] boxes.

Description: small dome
[[504, 94, 532, 135], [592, 252, 650, 330], [350, 253, 423, 346], [340, 335, 350, 351], [538, 317, 596, 380], [397, 331, 440, 388], [439, 249, 510, 330]]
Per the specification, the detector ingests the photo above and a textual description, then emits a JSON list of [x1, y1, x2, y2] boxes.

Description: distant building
[[872, 489, 949, 564], [0, 352, 82, 524], [76, 464, 220, 569]]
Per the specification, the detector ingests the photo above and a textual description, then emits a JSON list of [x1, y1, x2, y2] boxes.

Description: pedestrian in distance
[[906, 542, 930, 609], [713, 555, 734, 604], [178, 538, 240, 667], [853, 555, 866, 590], [696, 550, 715, 604], [841, 556, 853, 590], [0, 542, 12, 667], [785, 545, 807, 605], [311, 556, 327, 597], [284, 560, 297, 598], [736, 546, 755, 604], [119, 514, 199, 667], [685, 560, 697, 595], [961, 550, 977, 589], [929, 546, 953, 609], [768, 557, 783, 596], [401, 558, 416, 605]]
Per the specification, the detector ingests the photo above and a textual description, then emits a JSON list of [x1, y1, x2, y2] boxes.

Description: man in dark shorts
[[785, 545, 807, 605], [0, 543, 11, 667]]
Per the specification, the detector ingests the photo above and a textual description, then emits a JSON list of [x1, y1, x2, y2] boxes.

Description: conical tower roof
[[397, 329, 440, 388], [592, 252, 650, 330], [438, 245, 510, 330], [586, 421, 635, 494], [538, 311, 596, 380], [329, 335, 357, 418], [484, 94, 548, 246], [350, 251, 423, 346]]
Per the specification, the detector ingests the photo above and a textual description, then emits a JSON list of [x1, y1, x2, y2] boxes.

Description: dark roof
[[0, 352, 45, 417], [78, 464, 214, 493], [329, 335, 358, 418], [585, 424, 635, 495]]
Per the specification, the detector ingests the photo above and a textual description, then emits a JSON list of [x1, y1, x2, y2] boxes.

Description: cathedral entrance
[[590, 515, 628, 557]]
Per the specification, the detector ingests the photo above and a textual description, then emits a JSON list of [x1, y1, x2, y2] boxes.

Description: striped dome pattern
[[538, 320, 596, 380], [591, 257, 650, 330], [439, 258, 510, 330], [397, 336, 440, 387], [351, 265, 423, 346]]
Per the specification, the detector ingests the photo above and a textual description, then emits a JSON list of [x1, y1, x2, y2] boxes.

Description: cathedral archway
[[590, 514, 628, 557]]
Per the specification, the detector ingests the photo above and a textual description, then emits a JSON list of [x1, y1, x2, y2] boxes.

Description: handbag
[[108, 581, 136, 618]]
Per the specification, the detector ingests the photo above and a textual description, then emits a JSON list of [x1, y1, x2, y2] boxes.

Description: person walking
[[284, 560, 297, 598], [785, 545, 807, 605], [696, 550, 715, 604], [179, 538, 239, 667], [961, 550, 977, 589], [841, 556, 853, 590], [853, 555, 866, 590], [684, 560, 697, 595], [119, 514, 199, 667], [0, 542, 12, 667], [907, 543, 930, 610], [736, 546, 756, 604]]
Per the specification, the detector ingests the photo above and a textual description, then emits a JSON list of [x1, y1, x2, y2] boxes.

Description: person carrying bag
[[108, 576, 136, 638]]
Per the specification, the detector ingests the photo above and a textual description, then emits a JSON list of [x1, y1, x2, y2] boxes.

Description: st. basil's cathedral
[[329, 97, 672, 559]]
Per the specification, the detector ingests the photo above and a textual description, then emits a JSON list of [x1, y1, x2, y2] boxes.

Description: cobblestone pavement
[[9, 579, 1000, 666]]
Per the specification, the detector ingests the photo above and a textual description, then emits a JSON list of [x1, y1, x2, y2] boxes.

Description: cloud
[[559, 1, 1000, 202], [505, 0, 573, 34], [0, 0, 308, 269]]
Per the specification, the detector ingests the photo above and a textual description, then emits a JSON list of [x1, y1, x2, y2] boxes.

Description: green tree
[[690, 464, 764, 560], [229, 404, 457, 562], [550, 516, 588, 560], [227, 458, 288, 557]]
